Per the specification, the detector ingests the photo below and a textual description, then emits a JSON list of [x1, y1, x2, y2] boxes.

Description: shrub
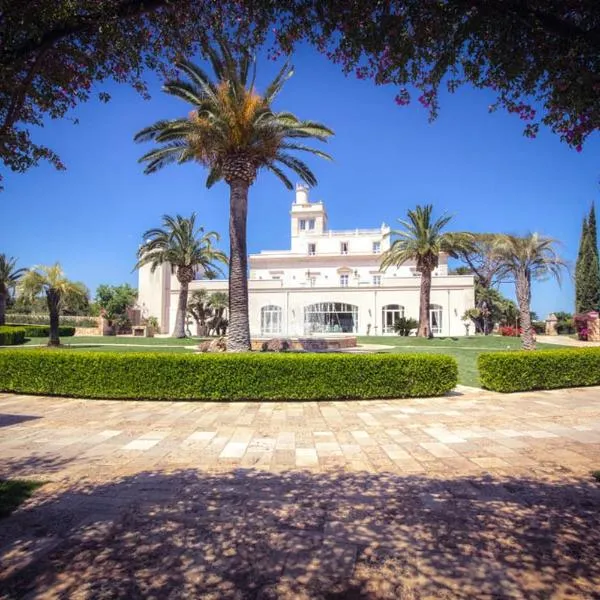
[[556, 319, 576, 335], [478, 348, 600, 392], [0, 351, 458, 400], [394, 317, 419, 336], [0, 327, 25, 346], [4, 313, 98, 328], [6, 324, 76, 338], [499, 326, 522, 337]]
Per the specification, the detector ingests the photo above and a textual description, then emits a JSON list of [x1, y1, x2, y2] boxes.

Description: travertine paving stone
[[1, 387, 600, 598]]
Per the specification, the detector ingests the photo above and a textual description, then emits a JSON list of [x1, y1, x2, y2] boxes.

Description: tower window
[[299, 219, 306, 231], [373, 241, 381, 254], [340, 241, 348, 255], [308, 243, 316, 256]]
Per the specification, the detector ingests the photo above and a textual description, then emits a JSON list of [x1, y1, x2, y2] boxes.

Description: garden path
[[1, 388, 599, 598]]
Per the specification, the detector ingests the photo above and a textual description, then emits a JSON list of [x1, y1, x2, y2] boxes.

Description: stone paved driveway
[[1, 388, 600, 598]]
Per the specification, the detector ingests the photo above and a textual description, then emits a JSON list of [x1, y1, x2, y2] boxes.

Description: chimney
[[295, 183, 309, 205]]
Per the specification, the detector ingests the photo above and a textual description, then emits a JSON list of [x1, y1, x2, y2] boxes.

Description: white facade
[[138, 185, 475, 337]]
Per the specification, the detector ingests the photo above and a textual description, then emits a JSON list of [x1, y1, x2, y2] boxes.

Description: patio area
[[1, 388, 600, 598]]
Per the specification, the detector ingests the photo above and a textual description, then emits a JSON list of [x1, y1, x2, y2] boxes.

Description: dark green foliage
[[478, 348, 600, 392], [0, 326, 25, 345], [393, 317, 419, 336], [6, 324, 75, 337], [575, 206, 600, 314], [531, 321, 546, 335], [0, 351, 457, 400], [0, 479, 44, 519]]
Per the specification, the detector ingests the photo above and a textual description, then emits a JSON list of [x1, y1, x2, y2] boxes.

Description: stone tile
[[295, 448, 319, 467], [419, 442, 460, 459], [470, 456, 511, 469], [423, 427, 467, 444], [123, 439, 160, 451]]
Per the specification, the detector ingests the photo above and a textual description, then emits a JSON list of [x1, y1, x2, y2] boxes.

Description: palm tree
[[209, 291, 228, 335], [134, 40, 333, 351], [494, 233, 567, 350], [187, 289, 212, 336], [19, 264, 86, 346], [0, 254, 26, 325], [135, 213, 227, 338], [381, 205, 474, 337]]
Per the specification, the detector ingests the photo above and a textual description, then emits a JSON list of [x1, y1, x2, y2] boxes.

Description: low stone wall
[[250, 336, 357, 352], [74, 327, 101, 336]]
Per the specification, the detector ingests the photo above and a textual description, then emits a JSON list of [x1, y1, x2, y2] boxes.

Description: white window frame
[[382, 304, 405, 334], [429, 304, 443, 335], [308, 243, 316, 256], [340, 274, 349, 287], [340, 241, 349, 255], [299, 219, 306, 231], [308, 219, 315, 230], [261, 305, 283, 335], [372, 275, 382, 286], [373, 241, 381, 254]]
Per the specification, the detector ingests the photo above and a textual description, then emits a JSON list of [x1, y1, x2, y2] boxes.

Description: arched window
[[304, 302, 358, 334], [261, 305, 282, 335], [382, 304, 405, 334], [429, 304, 443, 335]]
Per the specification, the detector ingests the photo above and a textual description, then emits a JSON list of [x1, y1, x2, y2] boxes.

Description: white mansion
[[138, 185, 475, 337]]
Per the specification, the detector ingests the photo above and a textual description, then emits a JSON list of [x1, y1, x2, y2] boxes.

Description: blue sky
[[1, 43, 598, 318]]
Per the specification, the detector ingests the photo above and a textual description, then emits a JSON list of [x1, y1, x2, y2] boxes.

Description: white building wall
[[138, 184, 474, 337]]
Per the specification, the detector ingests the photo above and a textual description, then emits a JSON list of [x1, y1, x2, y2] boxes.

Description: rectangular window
[[373, 241, 381, 254], [308, 243, 316, 256], [340, 274, 349, 287], [372, 275, 382, 286], [340, 241, 348, 255], [308, 219, 315, 230], [309, 277, 316, 287], [299, 219, 306, 231]]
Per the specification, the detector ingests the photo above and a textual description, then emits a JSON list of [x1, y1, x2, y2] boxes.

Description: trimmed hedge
[[0, 350, 458, 400], [478, 348, 600, 392], [5, 314, 98, 327], [6, 324, 76, 338], [0, 327, 26, 346]]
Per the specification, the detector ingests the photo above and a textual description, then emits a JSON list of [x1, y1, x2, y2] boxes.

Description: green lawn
[[358, 335, 572, 387], [0, 480, 44, 519], [14, 335, 203, 353]]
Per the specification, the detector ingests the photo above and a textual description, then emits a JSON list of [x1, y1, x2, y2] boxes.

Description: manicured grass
[[358, 335, 572, 388], [1, 335, 204, 353], [0, 479, 43, 518]]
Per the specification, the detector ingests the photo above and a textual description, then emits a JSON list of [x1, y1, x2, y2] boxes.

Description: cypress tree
[[575, 205, 600, 313], [587, 204, 600, 310]]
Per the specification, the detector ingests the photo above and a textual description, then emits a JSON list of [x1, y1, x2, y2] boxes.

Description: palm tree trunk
[[515, 271, 536, 350], [0, 292, 6, 326], [227, 179, 251, 351], [172, 282, 189, 338], [417, 269, 432, 338], [46, 288, 61, 347]]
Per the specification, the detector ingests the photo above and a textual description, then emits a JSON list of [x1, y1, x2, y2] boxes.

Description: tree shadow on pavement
[[0, 468, 599, 599]]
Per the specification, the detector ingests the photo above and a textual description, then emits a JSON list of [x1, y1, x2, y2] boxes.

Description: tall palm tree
[[134, 40, 333, 351], [135, 213, 227, 338], [0, 254, 26, 325], [381, 205, 474, 337], [19, 264, 86, 346], [494, 233, 567, 350]]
